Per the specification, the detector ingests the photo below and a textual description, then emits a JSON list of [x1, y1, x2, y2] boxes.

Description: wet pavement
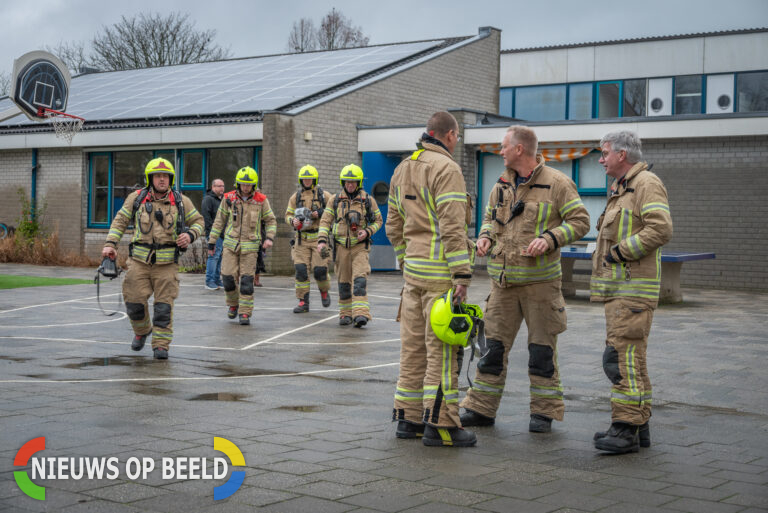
[[0, 262, 767, 513]]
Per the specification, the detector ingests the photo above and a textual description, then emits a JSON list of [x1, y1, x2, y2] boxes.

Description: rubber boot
[[153, 347, 168, 360], [339, 316, 353, 325], [460, 409, 495, 427], [594, 422, 640, 454], [239, 314, 250, 325], [595, 421, 650, 448], [321, 291, 331, 307], [422, 425, 477, 447], [396, 421, 425, 439], [131, 332, 149, 351], [354, 316, 368, 328], [529, 414, 552, 433], [293, 293, 310, 313], [227, 306, 238, 319]]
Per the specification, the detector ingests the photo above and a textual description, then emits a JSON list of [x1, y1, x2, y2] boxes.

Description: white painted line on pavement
[[0, 293, 120, 314], [276, 338, 400, 345], [2, 312, 128, 328], [240, 314, 339, 350]]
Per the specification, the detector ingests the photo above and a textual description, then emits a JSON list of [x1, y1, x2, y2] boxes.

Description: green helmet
[[298, 164, 319, 185], [430, 289, 484, 347], [339, 164, 363, 188], [235, 166, 258, 187], [144, 158, 175, 187]]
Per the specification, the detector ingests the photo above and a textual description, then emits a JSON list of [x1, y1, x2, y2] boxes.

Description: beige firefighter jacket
[[480, 155, 590, 287], [285, 186, 334, 243], [385, 141, 474, 290], [208, 189, 277, 253], [318, 189, 383, 249], [590, 162, 673, 306], [105, 188, 204, 265]]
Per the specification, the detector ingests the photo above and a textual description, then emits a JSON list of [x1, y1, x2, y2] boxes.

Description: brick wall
[[0, 150, 32, 231], [644, 135, 768, 291]]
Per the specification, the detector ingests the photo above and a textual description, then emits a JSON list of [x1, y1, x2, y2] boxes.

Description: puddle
[[275, 405, 321, 412], [23, 374, 52, 379], [58, 356, 151, 369], [203, 364, 282, 377], [131, 386, 174, 397], [188, 392, 249, 402], [0, 356, 31, 363]]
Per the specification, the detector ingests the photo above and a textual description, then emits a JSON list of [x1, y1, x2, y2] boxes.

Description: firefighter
[[285, 165, 333, 313], [459, 125, 590, 433], [386, 111, 476, 447], [592, 130, 672, 453], [208, 167, 277, 325], [101, 158, 204, 360], [316, 164, 382, 328]]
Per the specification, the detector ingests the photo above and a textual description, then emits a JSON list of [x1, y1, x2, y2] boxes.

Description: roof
[[502, 27, 768, 54], [0, 35, 475, 132]]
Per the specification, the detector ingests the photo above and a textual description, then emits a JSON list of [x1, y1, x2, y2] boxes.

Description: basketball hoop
[[39, 108, 85, 144]]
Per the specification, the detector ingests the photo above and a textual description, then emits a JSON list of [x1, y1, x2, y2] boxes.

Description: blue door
[[362, 152, 402, 271]]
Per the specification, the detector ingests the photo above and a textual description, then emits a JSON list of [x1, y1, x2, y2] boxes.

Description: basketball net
[[41, 108, 85, 144]]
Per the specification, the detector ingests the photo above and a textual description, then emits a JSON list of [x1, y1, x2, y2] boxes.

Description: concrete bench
[[560, 247, 715, 303]]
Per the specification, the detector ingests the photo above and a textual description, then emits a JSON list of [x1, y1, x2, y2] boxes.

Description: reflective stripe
[[611, 388, 642, 405], [410, 149, 424, 160], [286, 207, 295, 214], [394, 244, 406, 258], [404, 265, 452, 280], [444, 391, 459, 404], [641, 390, 653, 404], [435, 192, 467, 206], [420, 187, 442, 260], [118, 206, 132, 219], [424, 385, 438, 399], [395, 388, 423, 401], [108, 228, 125, 239], [535, 202, 552, 237], [590, 277, 661, 299], [554, 222, 574, 244], [472, 380, 504, 395], [530, 385, 564, 399], [445, 250, 470, 268], [559, 198, 584, 217], [626, 344, 638, 394], [184, 208, 201, 223], [641, 202, 669, 215], [626, 234, 646, 259], [486, 260, 562, 284]]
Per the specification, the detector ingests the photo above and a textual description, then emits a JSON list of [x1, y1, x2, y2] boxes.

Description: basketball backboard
[[9, 50, 71, 121]]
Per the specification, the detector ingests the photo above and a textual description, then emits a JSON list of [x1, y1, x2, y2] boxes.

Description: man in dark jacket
[[203, 178, 225, 289]]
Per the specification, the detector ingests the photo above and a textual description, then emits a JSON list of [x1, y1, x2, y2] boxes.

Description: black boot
[[529, 414, 552, 433], [339, 316, 353, 325], [422, 425, 477, 447], [293, 293, 310, 313], [460, 409, 495, 427], [594, 421, 650, 448], [594, 422, 640, 454], [353, 316, 368, 328], [239, 314, 250, 325], [227, 306, 238, 319], [152, 347, 168, 360], [131, 332, 149, 351], [320, 291, 331, 307], [395, 421, 424, 439]]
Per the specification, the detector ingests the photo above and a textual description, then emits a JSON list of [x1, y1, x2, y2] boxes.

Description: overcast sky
[[2, 0, 767, 79]]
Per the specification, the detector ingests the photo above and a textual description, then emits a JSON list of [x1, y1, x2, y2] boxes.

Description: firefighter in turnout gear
[[285, 165, 334, 313], [208, 167, 277, 325], [317, 164, 383, 328], [386, 112, 477, 447], [591, 131, 672, 454], [459, 126, 590, 433], [102, 158, 204, 359]]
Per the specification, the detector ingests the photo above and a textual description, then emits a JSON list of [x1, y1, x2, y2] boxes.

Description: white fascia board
[[358, 127, 424, 152], [464, 117, 768, 145], [0, 122, 263, 150]]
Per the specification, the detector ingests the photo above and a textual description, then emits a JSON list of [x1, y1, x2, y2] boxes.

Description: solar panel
[[0, 40, 441, 125]]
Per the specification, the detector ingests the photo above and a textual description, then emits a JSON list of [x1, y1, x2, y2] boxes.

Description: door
[[362, 152, 402, 271]]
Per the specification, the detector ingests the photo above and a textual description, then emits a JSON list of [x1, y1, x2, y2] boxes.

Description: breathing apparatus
[[94, 255, 123, 316]]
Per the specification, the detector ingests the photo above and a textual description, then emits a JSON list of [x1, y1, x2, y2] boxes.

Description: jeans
[[205, 237, 223, 287]]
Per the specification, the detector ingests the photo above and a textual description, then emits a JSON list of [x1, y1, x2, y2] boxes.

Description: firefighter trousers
[[291, 236, 330, 300], [603, 297, 655, 425], [221, 247, 259, 316], [460, 280, 567, 421], [335, 243, 371, 319], [393, 283, 462, 428], [122, 259, 179, 350]]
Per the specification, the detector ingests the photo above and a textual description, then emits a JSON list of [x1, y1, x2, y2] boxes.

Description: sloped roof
[[0, 35, 472, 131]]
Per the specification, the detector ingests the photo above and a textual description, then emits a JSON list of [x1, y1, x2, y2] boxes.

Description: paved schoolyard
[[0, 263, 766, 513]]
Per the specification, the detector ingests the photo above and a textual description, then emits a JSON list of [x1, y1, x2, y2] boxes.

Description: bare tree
[[316, 8, 369, 51], [90, 12, 232, 71], [288, 18, 317, 53], [0, 70, 10, 97], [44, 41, 91, 73]]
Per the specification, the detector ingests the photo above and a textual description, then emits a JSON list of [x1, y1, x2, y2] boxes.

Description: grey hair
[[600, 130, 643, 163]]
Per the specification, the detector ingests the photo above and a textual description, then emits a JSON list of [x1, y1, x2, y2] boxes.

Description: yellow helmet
[[144, 158, 175, 187], [339, 164, 363, 188], [298, 165, 319, 185], [235, 166, 258, 187], [430, 289, 484, 347]]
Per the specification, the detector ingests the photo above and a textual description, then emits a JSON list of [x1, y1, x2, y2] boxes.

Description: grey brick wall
[[0, 150, 32, 231], [644, 136, 768, 291]]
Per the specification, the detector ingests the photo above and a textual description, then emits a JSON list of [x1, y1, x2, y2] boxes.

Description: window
[[499, 88, 514, 117], [209, 147, 256, 186], [675, 75, 702, 114], [568, 83, 592, 120], [623, 79, 646, 117], [736, 71, 768, 112], [90, 154, 111, 226], [597, 82, 620, 118], [514, 85, 566, 121], [114, 151, 152, 218]]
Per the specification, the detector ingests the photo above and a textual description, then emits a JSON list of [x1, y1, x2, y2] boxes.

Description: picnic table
[[560, 246, 715, 303]]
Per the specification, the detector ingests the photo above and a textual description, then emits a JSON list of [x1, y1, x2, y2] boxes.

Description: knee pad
[[338, 282, 352, 300], [295, 264, 308, 282], [602, 345, 622, 385], [528, 343, 555, 378], [240, 275, 254, 296], [353, 276, 367, 297], [153, 302, 172, 328], [477, 339, 504, 376], [125, 302, 146, 321], [222, 275, 237, 292], [313, 266, 328, 281]]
